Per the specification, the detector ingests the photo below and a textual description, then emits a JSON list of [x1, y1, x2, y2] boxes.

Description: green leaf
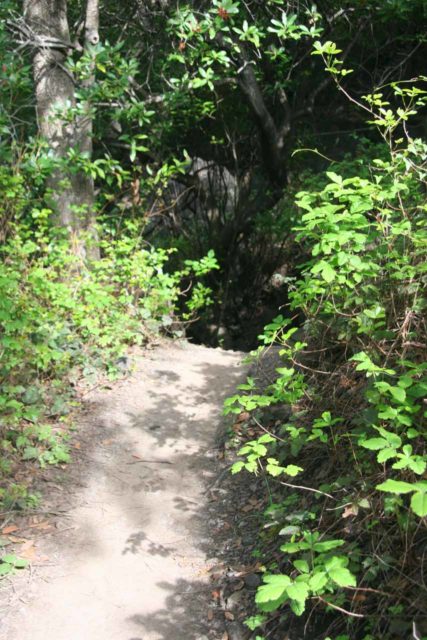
[[358, 498, 370, 509], [287, 581, 309, 604], [244, 615, 266, 631], [22, 446, 39, 461], [376, 479, 415, 494], [411, 491, 427, 517], [320, 262, 336, 283], [325, 557, 356, 587], [14, 558, 28, 569], [309, 571, 328, 592], [289, 597, 306, 616], [258, 434, 275, 444], [360, 437, 388, 450], [231, 461, 245, 474], [256, 574, 291, 604], [293, 559, 310, 573], [0, 564, 13, 576], [279, 525, 301, 537], [1, 554, 17, 564], [326, 171, 343, 184], [283, 464, 303, 477], [377, 447, 397, 463], [328, 566, 356, 587], [281, 541, 310, 553], [388, 386, 406, 402], [313, 539, 344, 552]]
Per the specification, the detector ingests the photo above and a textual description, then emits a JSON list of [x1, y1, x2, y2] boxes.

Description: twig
[[346, 585, 392, 598], [317, 595, 365, 618], [38, 526, 76, 537], [279, 481, 336, 500], [252, 416, 288, 444]]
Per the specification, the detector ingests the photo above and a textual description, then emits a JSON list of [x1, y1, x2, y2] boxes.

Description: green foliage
[[256, 534, 357, 616], [0, 208, 217, 507], [0, 553, 28, 577], [226, 74, 427, 636]]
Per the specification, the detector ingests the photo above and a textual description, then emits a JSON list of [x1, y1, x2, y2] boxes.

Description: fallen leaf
[[224, 611, 235, 621], [19, 541, 37, 560], [2, 525, 18, 535], [207, 609, 214, 621], [102, 439, 113, 446], [221, 633, 229, 640], [73, 442, 81, 449], [343, 504, 359, 518], [241, 503, 254, 513], [211, 589, 221, 601]]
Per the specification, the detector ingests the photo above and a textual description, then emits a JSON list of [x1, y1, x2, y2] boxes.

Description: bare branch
[[85, 0, 100, 46]]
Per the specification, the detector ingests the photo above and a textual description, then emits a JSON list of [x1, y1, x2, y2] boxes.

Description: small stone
[[244, 573, 261, 589]]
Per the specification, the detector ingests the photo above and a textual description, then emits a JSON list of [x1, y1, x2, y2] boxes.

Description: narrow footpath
[[0, 342, 246, 640]]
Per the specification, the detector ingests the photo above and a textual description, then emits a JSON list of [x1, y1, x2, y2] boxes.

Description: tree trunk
[[237, 61, 287, 186], [23, 0, 99, 260]]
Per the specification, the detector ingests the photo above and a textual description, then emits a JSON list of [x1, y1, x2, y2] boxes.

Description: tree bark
[[215, 36, 288, 187], [236, 60, 287, 186], [23, 0, 99, 260]]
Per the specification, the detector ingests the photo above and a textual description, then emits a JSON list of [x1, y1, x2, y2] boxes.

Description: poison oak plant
[[225, 80, 427, 638]]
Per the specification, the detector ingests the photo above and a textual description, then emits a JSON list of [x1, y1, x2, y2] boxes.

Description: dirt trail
[[0, 342, 246, 640]]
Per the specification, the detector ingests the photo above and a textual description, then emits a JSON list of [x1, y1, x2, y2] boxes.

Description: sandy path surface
[[0, 342, 246, 640]]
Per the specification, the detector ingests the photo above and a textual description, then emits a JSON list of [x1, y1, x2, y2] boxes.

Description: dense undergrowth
[[0, 212, 217, 513], [225, 89, 427, 638]]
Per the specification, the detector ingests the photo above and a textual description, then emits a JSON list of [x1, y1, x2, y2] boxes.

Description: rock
[[244, 573, 261, 589], [115, 356, 130, 372]]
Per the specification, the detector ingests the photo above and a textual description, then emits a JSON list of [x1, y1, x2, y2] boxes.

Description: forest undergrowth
[[225, 87, 427, 640]]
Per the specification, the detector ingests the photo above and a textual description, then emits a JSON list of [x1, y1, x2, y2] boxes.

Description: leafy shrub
[[226, 90, 427, 637], [0, 212, 217, 508]]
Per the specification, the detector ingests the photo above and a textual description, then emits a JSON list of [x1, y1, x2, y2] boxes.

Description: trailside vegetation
[[225, 60, 427, 640], [0, 0, 426, 630]]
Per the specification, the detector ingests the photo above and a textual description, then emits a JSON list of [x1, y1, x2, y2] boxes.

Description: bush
[[226, 127, 426, 637], [0, 209, 218, 507]]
